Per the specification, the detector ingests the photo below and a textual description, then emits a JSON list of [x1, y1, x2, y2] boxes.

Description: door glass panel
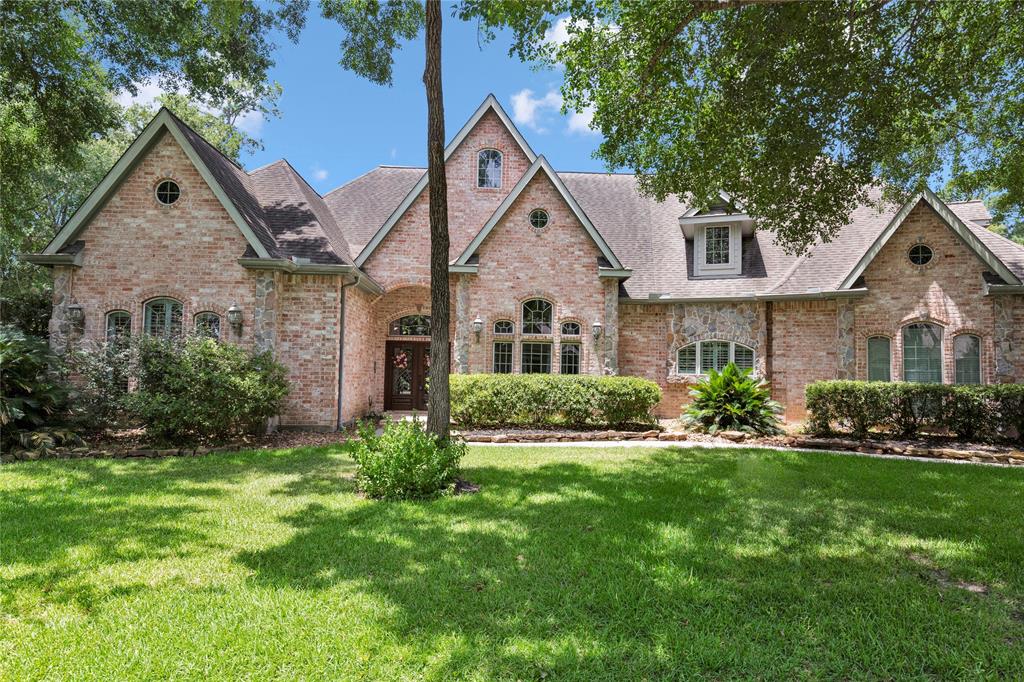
[[391, 345, 414, 395]]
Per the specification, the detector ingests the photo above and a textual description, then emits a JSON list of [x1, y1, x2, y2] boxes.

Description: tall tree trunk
[[423, 0, 450, 441]]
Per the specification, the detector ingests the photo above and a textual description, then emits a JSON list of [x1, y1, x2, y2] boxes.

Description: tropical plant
[[352, 419, 465, 500], [681, 363, 783, 435]]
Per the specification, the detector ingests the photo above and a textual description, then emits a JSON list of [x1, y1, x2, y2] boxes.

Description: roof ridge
[[161, 107, 247, 172], [322, 166, 404, 197], [248, 159, 288, 175]]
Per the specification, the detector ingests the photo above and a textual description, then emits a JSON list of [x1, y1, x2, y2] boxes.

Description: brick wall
[[853, 201, 999, 384], [340, 285, 376, 422], [362, 110, 533, 289], [770, 299, 839, 419]]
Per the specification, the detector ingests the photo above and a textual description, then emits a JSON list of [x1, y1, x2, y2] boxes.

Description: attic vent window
[[909, 243, 933, 266], [529, 209, 549, 230], [155, 180, 180, 205]]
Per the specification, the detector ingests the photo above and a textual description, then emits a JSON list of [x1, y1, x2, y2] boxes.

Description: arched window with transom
[[954, 334, 981, 384], [144, 298, 183, 339], [902, 323, 942, 383], [477, 149, 502, 188], [389, 315, 431, 336], [105, 311, 131, 342], [522, 299, 552, 335], [194, 312, 222, 340]]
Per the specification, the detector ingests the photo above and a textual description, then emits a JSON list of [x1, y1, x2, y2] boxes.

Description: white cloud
[[312, 166, 329, 181], [390, 147, 397, 160], [114, 80, 167, 109], [544, 16, 573, 47], [235, 109, 266, 135], [510, 88, 563, 133], [567, 106, 598, 136], [115, 78, 265, 135]]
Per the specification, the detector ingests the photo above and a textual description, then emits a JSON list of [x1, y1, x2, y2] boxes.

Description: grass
[[2, 444, 1023, 680]]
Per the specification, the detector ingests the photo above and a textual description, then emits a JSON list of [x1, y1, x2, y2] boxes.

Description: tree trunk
[[423, 0, 450, 441]]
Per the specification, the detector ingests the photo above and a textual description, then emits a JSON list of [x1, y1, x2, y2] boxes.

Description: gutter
[[621, 288, 870, 304], [18, 252, 83, 267], [985, 283, 1024, 295], [237, 257, 383, 295]]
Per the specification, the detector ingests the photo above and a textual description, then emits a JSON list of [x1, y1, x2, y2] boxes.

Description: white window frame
[[693, 224, 742, 277], [675, 340, 755, 376]]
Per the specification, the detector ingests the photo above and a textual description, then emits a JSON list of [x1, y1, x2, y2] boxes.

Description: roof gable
[[838, 188, 1021, 288], [43, 108, 272, 259], [454, 156, 626, 271], [353, 94, 538, 267]]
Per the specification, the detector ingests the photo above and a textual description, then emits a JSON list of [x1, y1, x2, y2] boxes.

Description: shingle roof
[[168, 111, 351, 265], [320, 164, 1024, 298]]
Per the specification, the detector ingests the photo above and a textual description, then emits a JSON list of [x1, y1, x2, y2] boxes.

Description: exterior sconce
[[66, 303, 85, 330], [227, 304, 243, 332], [472, 316, 484, 341], [592, 321, 603, 339]]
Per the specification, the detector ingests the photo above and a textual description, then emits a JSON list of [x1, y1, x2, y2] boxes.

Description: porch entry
[[384, 340, 430, 411]]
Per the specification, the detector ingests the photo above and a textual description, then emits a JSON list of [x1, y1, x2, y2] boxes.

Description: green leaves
[[463, 0, 1024, 252], [681, 363, 782, 435], [320, 0, 424, 86], [352, 418, 465, 499]]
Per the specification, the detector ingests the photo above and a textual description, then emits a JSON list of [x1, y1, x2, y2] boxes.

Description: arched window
[[954, 334, 981, 384], [560, 321, 581, 336], [867, 336, 891, 381], [105, 311, 131, 342], [676, 340, 755, 375], [902, 323, 942, 383], [144, 298, 183, 338], [194, 312, 222, 340], [522, 299, 553, 335], [389, 315, 431, 336], [477, 149, 502, 188], [493, 319, 514, 335]]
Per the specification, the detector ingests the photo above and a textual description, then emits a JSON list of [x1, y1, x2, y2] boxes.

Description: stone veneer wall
[[993, 295, 1024, 381]]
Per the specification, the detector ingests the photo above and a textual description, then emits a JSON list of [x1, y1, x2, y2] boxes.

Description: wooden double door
[[384, 340, 430, 411]]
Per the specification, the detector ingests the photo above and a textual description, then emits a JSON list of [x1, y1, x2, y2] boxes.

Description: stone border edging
[[1, 444, 249, 463]]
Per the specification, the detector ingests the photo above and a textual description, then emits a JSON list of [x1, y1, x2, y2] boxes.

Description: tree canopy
[[460, 0, 1024, 252]]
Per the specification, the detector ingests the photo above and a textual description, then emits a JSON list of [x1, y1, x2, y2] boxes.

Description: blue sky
[[206, 11, 604, 193]]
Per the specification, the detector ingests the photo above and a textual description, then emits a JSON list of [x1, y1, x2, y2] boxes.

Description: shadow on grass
[[236, 447, 1024, 678]]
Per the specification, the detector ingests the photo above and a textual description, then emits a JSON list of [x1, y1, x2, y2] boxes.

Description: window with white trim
[[954, 334, 981, 384], [693, 224, 742, 276], [522, 299, 552, 335], [521, 342, 551, 373], [676, 340, 755, 375], [560, 342, 581, 374], [194, 312, 221, 340], [477, 149, 502, 188], [493, 319, 514, 335], [493, 341, 513, 373], [144, 298, 183, 339], [902, 323, 942, 383], [105, 311, 131, 342], [560, 321, 581, 336], [867, 336, 891, 381]]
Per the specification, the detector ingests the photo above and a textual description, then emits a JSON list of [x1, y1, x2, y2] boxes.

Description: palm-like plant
[[681, 363, 783, 435]]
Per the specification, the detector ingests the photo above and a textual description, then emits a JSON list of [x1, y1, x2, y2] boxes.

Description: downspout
[[337, 274, 359, 430]]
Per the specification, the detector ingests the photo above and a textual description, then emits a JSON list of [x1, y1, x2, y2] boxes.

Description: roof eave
[[623, 288, 870, 304], [237, 258, 383, 294], [19, 252, 83, 267]]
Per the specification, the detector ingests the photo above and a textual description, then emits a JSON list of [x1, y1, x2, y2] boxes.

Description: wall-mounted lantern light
[[66, 303, 85, 330], [592, 320, 603, 339], [472, 316, 484, 341], [227, 304, 243, 333]]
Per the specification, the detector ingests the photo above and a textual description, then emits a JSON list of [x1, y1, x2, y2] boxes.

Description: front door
[[384, 340, 430, 411]]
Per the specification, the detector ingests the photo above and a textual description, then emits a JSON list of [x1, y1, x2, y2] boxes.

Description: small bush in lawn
[[352, 419, 465, 499], [681, 363, 783, 435], [126, 334, 289, 442]]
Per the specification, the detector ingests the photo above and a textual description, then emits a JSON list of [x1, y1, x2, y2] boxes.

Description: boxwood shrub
[[449, 374, 662, 428], [805, 380, 1024, 442]]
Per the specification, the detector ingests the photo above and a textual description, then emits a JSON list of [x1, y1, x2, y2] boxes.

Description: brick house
[[25, 95, 1024, 428]]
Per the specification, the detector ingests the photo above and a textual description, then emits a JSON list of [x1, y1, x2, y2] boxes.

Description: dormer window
[[693, 224, 742, 276], [477, 149, 502, 188]]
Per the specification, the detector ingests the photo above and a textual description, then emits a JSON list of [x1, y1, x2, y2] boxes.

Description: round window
[[155, 180, 181, 205], [908, 243, 933, 266], [529, 209, 549, 230]]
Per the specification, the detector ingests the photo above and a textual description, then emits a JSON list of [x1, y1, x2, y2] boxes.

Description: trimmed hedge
[[805, 380, 1024, 442], [450, 374, 662, 428]]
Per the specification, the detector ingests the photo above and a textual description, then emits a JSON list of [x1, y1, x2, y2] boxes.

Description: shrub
[[681, 363, 783, 435], [352, 419, 465, 499], [0, 324, 77, 453], [68, 336, 134, 432], [449, 374, 662, 428], [125, 335, 289, 442], [805, 380, 1024, 442]]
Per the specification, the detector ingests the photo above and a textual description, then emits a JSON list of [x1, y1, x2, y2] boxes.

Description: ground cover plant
[[2, 444, 1023, 680]]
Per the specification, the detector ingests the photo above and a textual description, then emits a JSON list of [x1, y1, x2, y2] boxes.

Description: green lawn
[[2, 445, 1023, 680]]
